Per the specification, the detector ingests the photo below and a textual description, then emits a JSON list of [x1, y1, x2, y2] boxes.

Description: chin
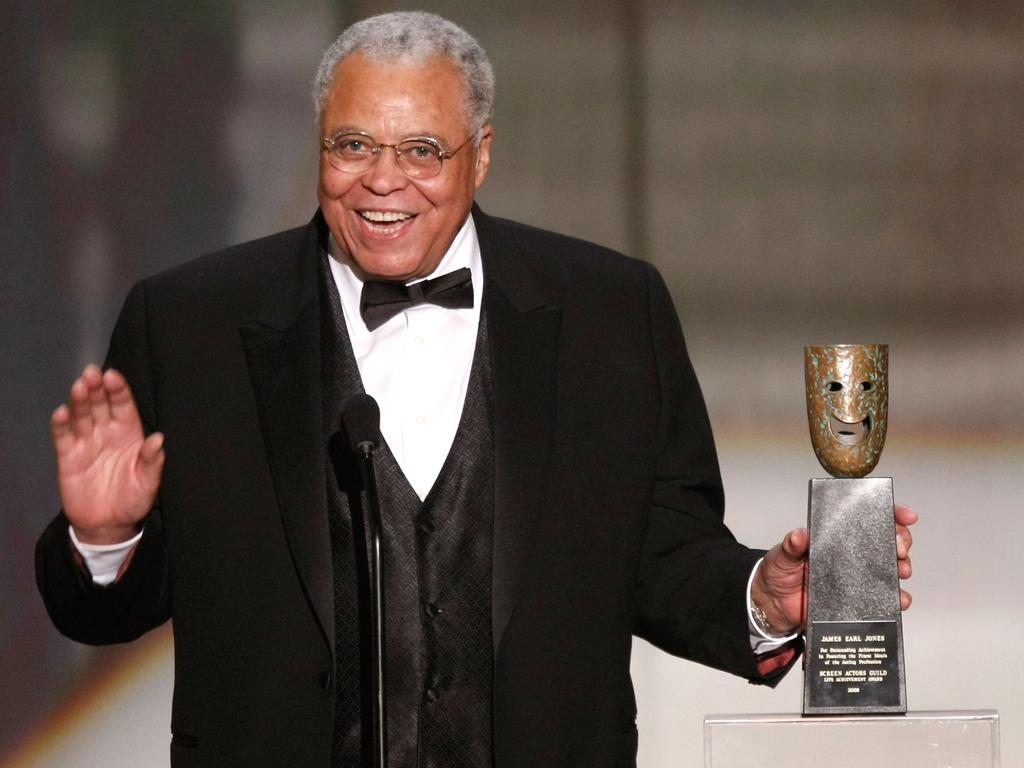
[[352, 252, 430, 282]]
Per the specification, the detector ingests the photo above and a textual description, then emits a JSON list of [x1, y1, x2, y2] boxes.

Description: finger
[[104, 369, 141, 424], [50, 404, 74, 455], [895, 523, 912, 554], [900, 589, 912, 611], [780, 527, 809, 561], [762, 528, 808, 583], [898, 555, 912, 580], [138, 432, 166, 493], [139, 432, 165, 465], [84, 365, 112, 425], [68, 375, 95, 438], [894, 503, 918, 527], [81, 364, 103, 382]]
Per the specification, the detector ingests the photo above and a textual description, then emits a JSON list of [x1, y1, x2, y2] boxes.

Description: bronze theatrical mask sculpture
[[804, 344, 888, 479], [802, 344, 906, 715]]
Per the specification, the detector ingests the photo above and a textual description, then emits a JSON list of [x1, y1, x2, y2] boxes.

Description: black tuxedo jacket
[[38, 207, 785, 767]]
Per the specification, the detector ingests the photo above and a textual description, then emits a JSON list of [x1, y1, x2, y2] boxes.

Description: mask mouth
[[829, 413, 871, 445]]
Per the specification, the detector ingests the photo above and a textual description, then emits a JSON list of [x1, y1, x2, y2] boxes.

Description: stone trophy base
[[704, 711, 1000, 767], [804, 476, 907, 714]]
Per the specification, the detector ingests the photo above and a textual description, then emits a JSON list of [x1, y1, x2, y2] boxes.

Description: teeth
[[360, 211, 411, 223]]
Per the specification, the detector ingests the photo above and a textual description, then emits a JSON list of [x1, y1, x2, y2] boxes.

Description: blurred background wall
[[2, 1, 1021, 765]]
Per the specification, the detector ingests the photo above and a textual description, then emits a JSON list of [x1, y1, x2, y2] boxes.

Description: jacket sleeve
[[35, 280, 172, 645], [631, 264, 800, 686]]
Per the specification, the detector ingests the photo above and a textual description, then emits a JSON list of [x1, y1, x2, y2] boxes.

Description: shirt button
[[414, 335, 425, 345], [415, 415, 426, 425]]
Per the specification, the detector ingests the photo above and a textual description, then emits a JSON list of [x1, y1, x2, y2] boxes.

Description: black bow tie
[[359, 267, 474, 331]]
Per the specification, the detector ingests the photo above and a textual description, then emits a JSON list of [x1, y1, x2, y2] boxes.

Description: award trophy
[[802, 344, 906, 715]]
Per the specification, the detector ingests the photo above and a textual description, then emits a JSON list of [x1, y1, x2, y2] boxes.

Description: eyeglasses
[[321, 128, 479, 180]]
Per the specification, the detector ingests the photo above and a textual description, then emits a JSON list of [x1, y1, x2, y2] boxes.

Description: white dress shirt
[[328, 213, 482, 501]]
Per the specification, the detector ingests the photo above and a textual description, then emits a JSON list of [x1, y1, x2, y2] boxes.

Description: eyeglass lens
[[327, 135, 444, 178]]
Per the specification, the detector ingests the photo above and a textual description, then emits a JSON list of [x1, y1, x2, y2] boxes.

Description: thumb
[[772, 528, 808, 571], [138, 432, 166, 488]]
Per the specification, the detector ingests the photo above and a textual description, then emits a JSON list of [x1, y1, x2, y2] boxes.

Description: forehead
[[321, 52, 469, 137]]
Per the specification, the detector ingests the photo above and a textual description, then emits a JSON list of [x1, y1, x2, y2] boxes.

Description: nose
[[361, 145, 408, 195]]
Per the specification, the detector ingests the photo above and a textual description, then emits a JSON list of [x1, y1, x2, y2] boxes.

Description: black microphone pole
[[340, 394, 387, 768]]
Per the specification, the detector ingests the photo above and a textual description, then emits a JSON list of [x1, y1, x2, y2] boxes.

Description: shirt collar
[[326, 212, 483, 336]]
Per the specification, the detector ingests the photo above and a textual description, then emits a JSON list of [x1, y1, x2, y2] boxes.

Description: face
[[804, 344, 889, 478], [317, 52, 492, 281]]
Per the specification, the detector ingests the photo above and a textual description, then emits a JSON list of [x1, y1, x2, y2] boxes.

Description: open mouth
[[358, 210, 415, 235], [828, 413, 871, 445]]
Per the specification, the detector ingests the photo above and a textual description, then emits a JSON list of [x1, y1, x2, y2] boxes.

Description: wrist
[[749, 560, 799, 636]]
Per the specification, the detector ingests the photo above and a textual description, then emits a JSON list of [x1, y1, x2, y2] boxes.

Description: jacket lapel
[[476, 209, 562, 657], [240, 215, 335, 655]]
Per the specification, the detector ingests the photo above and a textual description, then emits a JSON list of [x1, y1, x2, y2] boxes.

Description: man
[[37, 11, 915, 768]]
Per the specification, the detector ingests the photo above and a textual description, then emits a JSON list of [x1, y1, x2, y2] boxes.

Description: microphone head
[[339, 393, 381, 456]]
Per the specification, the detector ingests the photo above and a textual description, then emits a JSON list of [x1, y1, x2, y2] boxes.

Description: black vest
[[319, 256, 495, 767]]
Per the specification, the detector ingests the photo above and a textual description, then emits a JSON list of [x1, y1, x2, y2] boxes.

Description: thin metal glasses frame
[[321, 127, 481, 179]]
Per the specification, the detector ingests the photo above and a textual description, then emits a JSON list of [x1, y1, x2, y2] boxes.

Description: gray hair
[[312, 11, 495, 136]]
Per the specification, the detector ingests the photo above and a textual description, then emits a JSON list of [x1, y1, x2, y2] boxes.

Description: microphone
[[338, 393, 387, 768], [340, 393, 381, 458]]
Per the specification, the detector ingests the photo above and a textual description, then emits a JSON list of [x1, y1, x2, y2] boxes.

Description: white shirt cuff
[[747, 557, 800, 654], [68, 525, 144, 586]]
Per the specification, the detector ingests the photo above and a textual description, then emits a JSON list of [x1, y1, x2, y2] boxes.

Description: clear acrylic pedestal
[[704, 710, 999, 767]]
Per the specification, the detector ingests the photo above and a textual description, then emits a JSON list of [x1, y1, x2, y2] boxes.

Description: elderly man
[[37, 11, 915, 768]]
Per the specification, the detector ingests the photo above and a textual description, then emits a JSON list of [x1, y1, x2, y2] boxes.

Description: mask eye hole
[[860, 381, 875, 392], [826, 381, 843, 392]]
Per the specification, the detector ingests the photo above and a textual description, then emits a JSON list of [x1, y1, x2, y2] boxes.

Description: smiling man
[[37, 11, 915, 768]]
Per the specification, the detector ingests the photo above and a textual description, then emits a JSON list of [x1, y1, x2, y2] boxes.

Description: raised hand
[[752, 503, 918, 634], [50, 365, 165, 544]]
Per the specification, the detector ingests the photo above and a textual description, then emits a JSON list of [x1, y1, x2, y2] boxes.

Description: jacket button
[[418, 517, 435, 533], [318, 671, 332, 690], [425, 686, 440, 702], [424, 602, 442, 618]]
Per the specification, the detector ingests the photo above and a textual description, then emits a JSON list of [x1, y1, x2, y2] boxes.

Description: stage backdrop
[[3, 2, 1021, 766]]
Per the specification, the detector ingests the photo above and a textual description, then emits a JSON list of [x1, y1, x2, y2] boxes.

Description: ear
[[473, 125, 493, 188]]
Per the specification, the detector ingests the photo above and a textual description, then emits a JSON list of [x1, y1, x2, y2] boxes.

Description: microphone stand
[[353, 438, 387, 768]]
